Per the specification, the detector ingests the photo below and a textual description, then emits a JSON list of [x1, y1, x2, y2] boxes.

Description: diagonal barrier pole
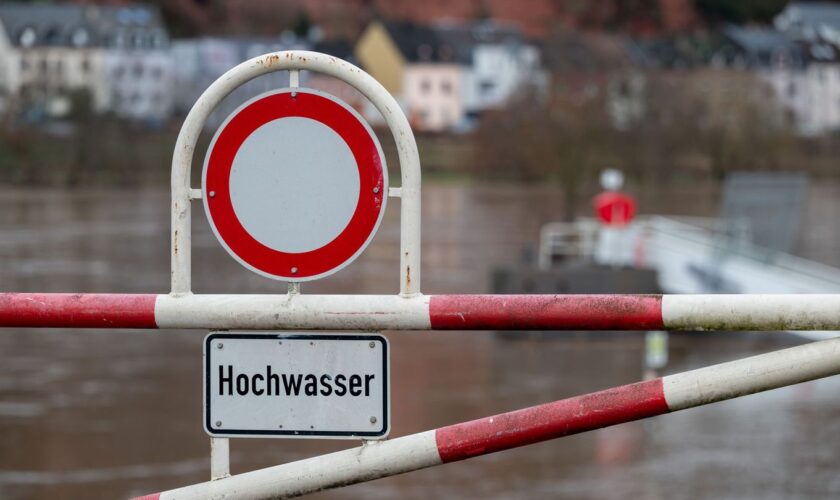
[[131, 335, 840, 500]]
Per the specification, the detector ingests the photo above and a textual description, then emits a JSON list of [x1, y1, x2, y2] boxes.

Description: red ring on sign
[[203, 90, 386, 280]]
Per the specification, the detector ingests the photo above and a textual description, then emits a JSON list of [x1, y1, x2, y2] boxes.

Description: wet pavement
[[0, 185, 838, 499]]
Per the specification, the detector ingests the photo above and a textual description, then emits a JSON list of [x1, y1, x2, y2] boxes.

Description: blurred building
[[356, 20, 545, 132], [0, 3, 173, 123], [722, 24, 840, 136], [542, 31, 645, 129], [101, 7, 172, 123], [306, 39, 367, 112], [434, 22, 546, 119], [171, 33, 311, 129]]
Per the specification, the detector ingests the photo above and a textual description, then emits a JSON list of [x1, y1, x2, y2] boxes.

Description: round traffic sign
[[202, 88, 388, 281]]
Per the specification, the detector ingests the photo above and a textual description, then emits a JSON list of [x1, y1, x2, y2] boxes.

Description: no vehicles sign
[[204, 333, 389, 439], [201, 88, 388, 282]]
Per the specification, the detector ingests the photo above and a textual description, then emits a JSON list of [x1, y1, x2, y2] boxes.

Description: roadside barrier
[[3, 51, 838, 498], [2, 293, 840, 331], [131, 336, 840, 499]]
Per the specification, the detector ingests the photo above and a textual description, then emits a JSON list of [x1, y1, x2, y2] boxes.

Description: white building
[[99, 7, 173, 123], [435, 22, 546, 120], [0, 3, 173, 122], [767, 3, 840, 134], [764, 41, 840, 135], [722, 24, 840, 135]]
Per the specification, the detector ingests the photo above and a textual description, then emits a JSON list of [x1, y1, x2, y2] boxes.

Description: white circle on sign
[[229, 117, 360, 254]]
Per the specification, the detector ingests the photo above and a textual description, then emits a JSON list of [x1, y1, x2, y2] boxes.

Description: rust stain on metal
[[405, 265, 411, 288]]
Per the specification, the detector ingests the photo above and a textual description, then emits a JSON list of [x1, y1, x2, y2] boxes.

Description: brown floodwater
[[0, 184, 839, 499]]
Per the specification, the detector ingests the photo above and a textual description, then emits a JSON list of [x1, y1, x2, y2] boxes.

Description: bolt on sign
[[205, 333, 390, 439], [202, 88, 388, 282]]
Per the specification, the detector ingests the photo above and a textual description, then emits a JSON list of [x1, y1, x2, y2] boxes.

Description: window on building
[[131, 33, 144, 49], [152, 31, 166, 49], [480, 80, 494, 95], [420, 79, 431, 94], [441, 79, 452, 94], [81, 58, 91, 74], [72, 28, 89, 48], [418, 44, 433, 61], [133, 63, 143, 78], [788, 81, 797, 97], [43, 26, 61, 45], [617, 80, 631, 97], [113, 31, 127, 49], [18, 27, 37, 48]]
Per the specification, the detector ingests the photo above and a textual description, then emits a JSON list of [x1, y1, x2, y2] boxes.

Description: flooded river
[[0, 184, 839, 499]]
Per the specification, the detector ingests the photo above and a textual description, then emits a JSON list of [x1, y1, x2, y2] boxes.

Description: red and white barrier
[[130, 335, 840, 499], [2, 293, 840, 331]]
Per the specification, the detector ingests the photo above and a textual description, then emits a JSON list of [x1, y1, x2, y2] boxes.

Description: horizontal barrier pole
[[132, 336, 840, 499], [2, 293, 840, 331]]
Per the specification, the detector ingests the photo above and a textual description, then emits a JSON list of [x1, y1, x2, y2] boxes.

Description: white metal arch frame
[[170, 51, 422, 481], [170, 51, 422, 297]]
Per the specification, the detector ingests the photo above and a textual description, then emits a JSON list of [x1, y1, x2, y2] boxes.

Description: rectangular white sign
[[204, 332, 389, 439]]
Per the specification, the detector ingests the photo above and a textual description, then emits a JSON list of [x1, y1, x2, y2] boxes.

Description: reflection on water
[[0, 185, 838, 499]]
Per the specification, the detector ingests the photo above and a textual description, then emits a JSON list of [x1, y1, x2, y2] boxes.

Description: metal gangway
[[540, 215, 840, 339]]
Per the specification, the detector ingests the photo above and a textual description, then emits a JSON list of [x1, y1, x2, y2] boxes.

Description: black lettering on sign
[[335, 374, 347, 396], [219, 365, 233, 396], [319, 374, 333, 396], [252, 374, 264, 395], [216, 365, 377, 397], [236, 374, 249, 395], [349, 375, 362, 396], [304, 374, 317, 396], [268, 366, 280, 396], [283, 373, 302, 395]]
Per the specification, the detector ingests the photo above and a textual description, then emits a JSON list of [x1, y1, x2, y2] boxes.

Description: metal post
[[132, 335, 840, 499], [210, 436, 230, 480]]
